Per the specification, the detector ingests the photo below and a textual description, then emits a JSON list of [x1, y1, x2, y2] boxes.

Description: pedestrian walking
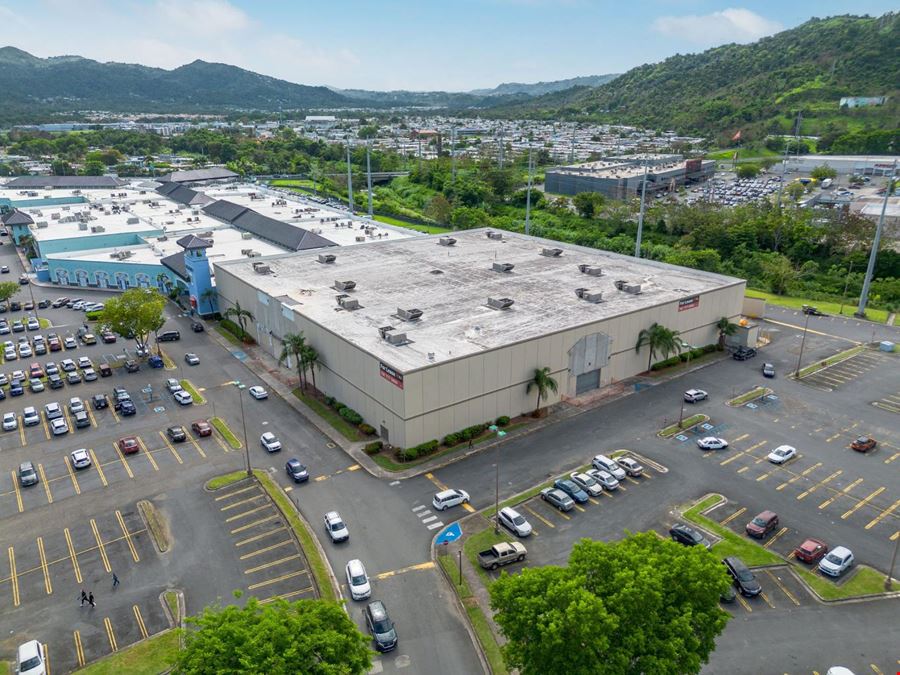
[[468, 439, 473, 449], [88, 592, 95, 608], [80, 590, 87, 606], [112, 573, 120, 588]]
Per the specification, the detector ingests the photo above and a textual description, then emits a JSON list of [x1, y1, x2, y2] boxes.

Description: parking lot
[[798, 348, 893, 391]]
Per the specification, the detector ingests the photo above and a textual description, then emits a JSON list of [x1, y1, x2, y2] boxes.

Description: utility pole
[[855, 159, 896, 318], [498, 131, 504, 169], [451, 126, 458, 182], [794, 310, 812, 377], [569, 124, 576, 164], [524, 144, 534, 236], [635, 166, 649, 258], [346, 142, 354, 214], [366, 138, 373, 217]]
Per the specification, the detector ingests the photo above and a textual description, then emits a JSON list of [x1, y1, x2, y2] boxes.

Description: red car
[[745, 510, 779, 539], [101, 331, 117, 344], [48, 336, 61, 352], [850, 436, 877, 453], [29, 362, 44, 378], [117, 436, 139, 455], [794, 538, 828, 564], [192, 420, 212, 437]]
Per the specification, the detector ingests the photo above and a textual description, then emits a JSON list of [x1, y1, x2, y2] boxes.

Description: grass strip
[[179, 379, 206, 405], [659, 414, 708, 438], [214, 324, 243, 346], [75, 629, 180, 674], [205, 470, 248, 491], [372, 214, 450, 234], [158, 349, 176, 370], [253, 470, 336, 602], [462, 526, 512, 585], [38, 317, 52, 328], [744, 289, 889, 323], [727, 386, 771, 406], [211, 416, 242, 449], [138, 500, 170, 553], [293, 388, 360, 441], [795, 565, 892, 600], [164, 591, 180, 623], [796, 345, 866, 378]]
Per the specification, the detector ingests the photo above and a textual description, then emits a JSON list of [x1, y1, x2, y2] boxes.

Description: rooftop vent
[[252, 263, 271, 274], [378, 325, 410, 346], [614, 280, 642, 294], [78, 222, 88, 231], [334, 280, 356, 292], [35, 221, 49, 229], [336, 294, 360, 310], [126, 217, 140, 225], [492, 262, 515, 273], [438, 236, 457, 246], [486, 230, 503, 240], [397, 307, 423, 322], [241, 232, 253, 240], [575, 288, 604, 303], [318, 254, 336, 264], [541, 248, 563, 257], [578, 264, 603, 276], [487, 297, 515, 310]]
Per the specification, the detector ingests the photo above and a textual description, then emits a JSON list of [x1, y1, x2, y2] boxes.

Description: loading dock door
[[569, 332, 611, 394], [575, 369, 601, 395]]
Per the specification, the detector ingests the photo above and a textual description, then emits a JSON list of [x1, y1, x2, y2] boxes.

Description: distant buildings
[[784, 155, 897, 176], [839, 96, 887, 108], [544, 156, 714, 199]]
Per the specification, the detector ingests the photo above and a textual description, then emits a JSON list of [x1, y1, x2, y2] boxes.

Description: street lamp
[[677, 340, 697, 428], [233, 380, 250, 476], [793, 310, 812, 377]]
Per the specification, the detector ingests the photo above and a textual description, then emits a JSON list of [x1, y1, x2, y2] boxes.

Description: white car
[[260, 432, 282, 452], [60, 358, 77, 372], [23, 407, 40, 426], [165, 378, 183, 394], [570, 471, 603, 497], [16, 639, 46, 675], [498, 506, 532, 537], [323, 511, 349, 543], [77, 356, 93, 369], [345, 559, 371, 600], [3, 411, 18, 430], [26, 318, 40, 331], [767, 445, 797, 464], [18, 344, 32, 357], [697, 437, 729, 450], [586, 468, 619, 491], [616, 456, 644, 477], [4, 347, 16, 360], [432, 488, 470, 511], [51, 418, 69, 435], [70, 448, 92, 469], [683, 389, 708, 403], [174, 390, 193, 406], [248, 386, 268, 400], [818, 546, 854, 577], [592, 454, 626, 480], [68, 397, 85, 414]]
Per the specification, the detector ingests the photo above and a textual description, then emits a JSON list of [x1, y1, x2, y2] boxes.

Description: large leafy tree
[[176, 597, 372, 675], [490, 533, 731, 675], [635, 322, 682, 371], [0, 281, 22, 304], [526, 366, 558, 417], [99, 288, 165, 354]]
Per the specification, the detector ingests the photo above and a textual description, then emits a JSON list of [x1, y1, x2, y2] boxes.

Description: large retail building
[[215, 230, 745, 448]]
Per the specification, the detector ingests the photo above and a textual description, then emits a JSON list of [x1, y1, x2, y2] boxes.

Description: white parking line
[[421, 515, 437, 524], [427, 521, 444, 530], [412, 505, 426, 512]]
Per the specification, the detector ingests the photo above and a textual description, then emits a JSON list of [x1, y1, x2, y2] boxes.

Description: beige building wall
[[216, 264, 744, 448]]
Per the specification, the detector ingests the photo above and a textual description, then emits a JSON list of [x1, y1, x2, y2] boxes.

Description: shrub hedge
[[364, 441, 383, 455], [339, 407, 363, 425], [651, 344, 718, 371], [359, 423, 376, 435], [495, 416, 511, 427]]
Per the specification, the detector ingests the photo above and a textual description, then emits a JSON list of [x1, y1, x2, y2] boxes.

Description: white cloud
[[652, 8, 783, 46]]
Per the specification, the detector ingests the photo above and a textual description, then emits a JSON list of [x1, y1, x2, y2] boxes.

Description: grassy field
[[796, 345, 867, 378], [75, 630, 180, 674], [727, 386, 771, 406], [211, 417, 242, 449], [205, 470, 248, 490], [745, 289, 890, 324], [292, 388, 361, 441], [214, 324, 243, 346], [179, 379, 206, 405], [659, 414, 708, 438], [372, 214, 450, 234]]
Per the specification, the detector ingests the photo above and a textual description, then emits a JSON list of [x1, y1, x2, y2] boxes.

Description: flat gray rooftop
[[216, 229, 743, 371]]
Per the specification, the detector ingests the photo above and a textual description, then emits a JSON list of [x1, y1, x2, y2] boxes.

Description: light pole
[[855, 159, 896, 318], [677, 340, 696, 428], [886, 531, 899, 591], [793, 310, 812, 377], [233, 380, 250, 476]]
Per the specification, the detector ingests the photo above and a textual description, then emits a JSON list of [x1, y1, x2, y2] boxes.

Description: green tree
[[50, 159, 72, 175], [716, 316, 739, 349], [424, 194, 452, 224], [526, 366, 558, 417], [223, 301, 254, 340], [175, 596, 371, 675], [81, 160, 106, 176], [301, 345, 321, 392], [761, 253, 797, 295], [489, 533, 731, 675], [635, 322, 682, 371], [278, 332, 308, 389], [736, 163, 760, 179], [572, 191, 605, 218], [810, 165, 837, 181], [786, 182, 806, 201], [0, 281, 22, 305], [17, 234, 37, 259], [99, 288, 166, 354]]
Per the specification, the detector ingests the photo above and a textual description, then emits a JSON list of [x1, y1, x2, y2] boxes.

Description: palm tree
[[526, 367, 558, 418], [635, 323, 682, 371], [716, 317, 739, 350], [301, 345, 321, 392], [200, 287, 218, 316], [18, 234, 37, 259], [278, 332, 307, 388], [223, 302, 254, 340]]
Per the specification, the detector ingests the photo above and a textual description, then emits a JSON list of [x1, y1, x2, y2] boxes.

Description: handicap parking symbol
[[745, 402, 758, 409], [700, 423, 714, 431], [675, 434, 689, 442]]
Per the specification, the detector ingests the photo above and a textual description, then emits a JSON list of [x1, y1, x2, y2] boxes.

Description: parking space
[[872, 389, 900, 414], [799, 349, 892, 391], [210, 478, 315, 604]]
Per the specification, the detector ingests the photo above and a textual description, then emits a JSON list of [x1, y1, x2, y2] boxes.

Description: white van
[[592, 454, 626, 480], [432, 489, 470, 511]]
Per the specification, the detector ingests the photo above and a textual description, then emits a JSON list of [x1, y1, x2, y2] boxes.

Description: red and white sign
[[678, 295, 700, 311], [380, 362, 404, 389]]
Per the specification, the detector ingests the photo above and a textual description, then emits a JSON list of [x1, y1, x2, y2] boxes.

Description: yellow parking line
[[91, 518, 111, 572], [247, 569, 308, 590], [260, 587, 315, 604], [63, 406, 73, 430], [133, 605, 148, 639], [523, 505, 555, 528], [736, 594, 751, 612], [235, 527, 288, 547], [841, 487, 886, 520], [765, 573, 799, 607], [763, 527, 789, 549], [756, 471, 772, 482], [103, 617, 118, 652], [187, 435, 207, 458], [719, 507, 746, 525], [588, 497, 600, 505], [11, 470, 24, 512], [43, 644, 49, 675], [244, 553, 302, 575], [87, 407, 97, 428], [64, 455, 81, 495], [720, 453, 744, 466], [137, 437, 159, 471], [221, 495, 264, 511], [41, 413, 50, 440], [64, 527, 82, 583], [89, 449, 107, 486], [215, 485, 257, 501], [18, 419, 26, 446], [213, 434, 230, 454], [225, 504, 272, 523], [110, 406, 120, 423], [870, 665, 883, 675], [885, 452, 899, 465], [73, 631, 85, 668], [892, 531, 899, 541], [425, 472, 449, 492], [732, 433, 750, 443], [736, 466, 749, 474], [8, 547, 19, 606], [231, 514, 280, 535], [374, 561, 434, 580], [759, 591, 775, 609], [776, 461, 822, 490], [38, 463, 53, 503], [239, 540, 294, 560], [819, 478, 863, 510], [37, 536, 52, 594], [625, 476, 640, 485], [797, 470, 841, 500], [157, 431, 183, 464], [113, 443, 135, 479], [865, 498, 900, 530], [573, 503, 586, 512], [116, 510, 140, 562]]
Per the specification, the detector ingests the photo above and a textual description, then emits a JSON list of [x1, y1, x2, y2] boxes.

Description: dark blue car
[[148, 355, 164, 368], [553, 478, 589, 503], [9, 380, 24, 396]]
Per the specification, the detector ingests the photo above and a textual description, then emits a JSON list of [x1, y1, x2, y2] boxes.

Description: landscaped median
[[179, 379, 206, 405], [74, 630, 180, 674], [726, 386, 772, 407], [682, 494, 896, 600], [211, 416, 242, 449], [793, 344, 867, 379], [658, 414, 708, 438]]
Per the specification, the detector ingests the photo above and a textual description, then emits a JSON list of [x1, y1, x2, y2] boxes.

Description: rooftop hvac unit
[[91, 225, 106, 233], [126, 217, 139, 224], [492, 262, 515, 273], [397, 307, 423, 322], [438, 236, 457, 246], [318, 254, 336, 264], [355, 235, 365, 242], [51, 213, 60, 220], [240, 249, 252, 256], [241, 232, 253, 240], [614, 280, 642, 294], [336, 295, 360, 310], [541, 248, 563, 257], [334, 280, 356, 291], [36, 221, 49, 228], [386, 332, 408, 346], [247, 251, 261, 258], [78, 222, 88, 231], [252, 263, 271, 274], [575, 288, 603, 303], [486, 230, 503, 240], [578, 264, 603, 276], [487, 297, 514, 310]]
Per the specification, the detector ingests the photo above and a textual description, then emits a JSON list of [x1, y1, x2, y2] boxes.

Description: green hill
[[492, 13, 899, 142]]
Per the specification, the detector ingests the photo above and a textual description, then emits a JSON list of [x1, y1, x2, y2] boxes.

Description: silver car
[[323, 511, 349, 543], [498, 506, 532, 537], [586, 468, 619, 491]]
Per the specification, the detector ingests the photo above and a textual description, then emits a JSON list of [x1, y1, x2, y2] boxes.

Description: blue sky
[[0, 1, 893, 90]]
